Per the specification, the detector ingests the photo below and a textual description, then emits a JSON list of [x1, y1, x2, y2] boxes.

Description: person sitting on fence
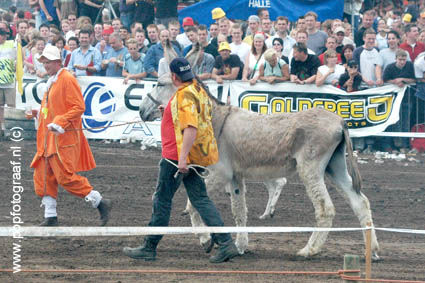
[[316, 49, 345, 87], [258, 48, 289, 84], [122, 38, 146, 84], [290, 42, 320, 85]]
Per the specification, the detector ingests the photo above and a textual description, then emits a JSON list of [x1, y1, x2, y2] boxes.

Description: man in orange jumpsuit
[[28, 45, 112, 226]]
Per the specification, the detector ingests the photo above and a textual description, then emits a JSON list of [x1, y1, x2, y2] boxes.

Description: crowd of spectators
[[1, 0, 425, 152]]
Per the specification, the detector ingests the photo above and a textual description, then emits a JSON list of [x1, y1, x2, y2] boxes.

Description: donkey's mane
[[195, 77, 225, 106]]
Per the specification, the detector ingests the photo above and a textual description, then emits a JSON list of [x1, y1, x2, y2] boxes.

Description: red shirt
[[400, 41, 425, 61], [161, 99, 178, 161]]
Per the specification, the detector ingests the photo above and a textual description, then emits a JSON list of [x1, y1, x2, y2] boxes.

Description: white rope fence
[[1, 226, 424, 237]]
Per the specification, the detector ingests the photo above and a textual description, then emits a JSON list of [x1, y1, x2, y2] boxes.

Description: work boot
[[97, 199, 112, 226], [209, 240, 240, 263], [123, 239, 157, 261], [39, 217, 58, 226]]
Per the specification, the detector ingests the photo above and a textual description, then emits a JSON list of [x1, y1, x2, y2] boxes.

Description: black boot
[[209, 239, 239, 263], [123, 239, 157, 261], [97, 199, 112, 226], [39, 217, 58, 226]]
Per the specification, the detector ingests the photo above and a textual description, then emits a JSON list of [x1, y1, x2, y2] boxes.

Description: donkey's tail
[[343, 124, 362, 194]]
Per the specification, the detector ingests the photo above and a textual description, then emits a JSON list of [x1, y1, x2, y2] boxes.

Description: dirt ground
[[1, 139, 424, 283]]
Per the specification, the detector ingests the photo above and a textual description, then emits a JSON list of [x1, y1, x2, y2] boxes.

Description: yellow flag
[[16, 37, 24, 95]]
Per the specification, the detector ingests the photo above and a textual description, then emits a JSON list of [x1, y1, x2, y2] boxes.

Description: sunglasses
[[273, 43, 282, 46]]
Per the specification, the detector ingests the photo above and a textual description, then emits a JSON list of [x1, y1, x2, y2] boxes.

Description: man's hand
[[178, 158, 189, 174], [216, 76, 223, 84], [158, 104, 165, 116], [47, 123, 65, 135], [375, 78, 383, 86]]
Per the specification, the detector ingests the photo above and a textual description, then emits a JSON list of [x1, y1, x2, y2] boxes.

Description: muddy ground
[[1, 139, 424, 283]]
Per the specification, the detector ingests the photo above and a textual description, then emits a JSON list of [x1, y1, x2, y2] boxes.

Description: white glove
[[47, 123, 65, 135]]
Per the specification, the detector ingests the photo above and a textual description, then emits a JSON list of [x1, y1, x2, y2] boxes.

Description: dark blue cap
[[169, 57, 194, 82]]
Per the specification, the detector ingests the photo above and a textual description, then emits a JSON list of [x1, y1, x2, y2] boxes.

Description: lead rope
[[163, 158, 210, 179]]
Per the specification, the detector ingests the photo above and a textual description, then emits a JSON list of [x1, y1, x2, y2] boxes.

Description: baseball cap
[[183, 17, 195, 27], [334, 26, 345, 34], [169, 58, 194, 82], [218, 41, 231, 52], [403, 13, 412, 23], [102, 26, 114, 35], [39, 45, 61, 62], [347, 59, 358, 68], [212, 7, 225, 20]]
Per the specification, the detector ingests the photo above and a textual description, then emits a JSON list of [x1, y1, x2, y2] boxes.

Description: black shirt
[[155, 0, 178, 18], [383, 61, 415, 82], [290, 54, 320, 80], [213, 54, 244, 80], [339, 72, 363, 92]]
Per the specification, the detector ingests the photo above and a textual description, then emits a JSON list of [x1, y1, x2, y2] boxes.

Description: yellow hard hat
[[212, 7, 226, 20]]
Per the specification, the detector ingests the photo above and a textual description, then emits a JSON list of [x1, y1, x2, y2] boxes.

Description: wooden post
[[343, 254, 360, 283], [365, 222, 372, 279]]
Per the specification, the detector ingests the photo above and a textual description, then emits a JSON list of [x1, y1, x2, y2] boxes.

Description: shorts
[[0, 87, 16, 107]]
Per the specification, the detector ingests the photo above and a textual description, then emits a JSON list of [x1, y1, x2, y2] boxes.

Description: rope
[[163, 158, 210, 179]]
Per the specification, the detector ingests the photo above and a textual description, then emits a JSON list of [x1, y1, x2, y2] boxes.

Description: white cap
[[39, 45, 61, 62]]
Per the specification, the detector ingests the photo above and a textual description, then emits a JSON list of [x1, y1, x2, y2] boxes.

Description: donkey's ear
[[158, 72, 172, 85]]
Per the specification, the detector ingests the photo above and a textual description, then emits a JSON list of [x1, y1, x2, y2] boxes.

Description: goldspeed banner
[[229, 82, 406, 137], [18, 76, 405, 140]]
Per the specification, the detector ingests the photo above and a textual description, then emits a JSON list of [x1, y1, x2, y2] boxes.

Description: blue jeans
[[120, 12, 134, 29], [145, 158, 231, 246]]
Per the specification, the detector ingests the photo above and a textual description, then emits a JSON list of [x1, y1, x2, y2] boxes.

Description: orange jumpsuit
[[30, 69, 96, 199]]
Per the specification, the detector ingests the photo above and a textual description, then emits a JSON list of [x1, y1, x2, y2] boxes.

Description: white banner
[[17, 76, 405, 140]]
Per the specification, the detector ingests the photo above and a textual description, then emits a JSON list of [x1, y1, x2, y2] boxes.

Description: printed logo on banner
[[82, 82, 116, 133]]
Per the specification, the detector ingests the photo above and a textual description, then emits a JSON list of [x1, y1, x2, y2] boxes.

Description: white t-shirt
[[359, 48, 383, 81], [414, 52, 425, 78], [176, 33, 192, 49], [317, 64, 345, 84], [230, 42, 251, 64]]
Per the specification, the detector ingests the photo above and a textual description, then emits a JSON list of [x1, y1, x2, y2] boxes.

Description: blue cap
[[169, 58, 194, 82]]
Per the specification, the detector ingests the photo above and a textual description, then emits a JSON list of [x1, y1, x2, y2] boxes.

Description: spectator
[[265, 16, 295, 57], [190, 44, 215, 80], [316, 50, 345, 87], [119, 0, 134, 29], [334, 26, 345, 55], [39, 0, 60, 26], [65, 13, 77, 40], [199, 24, 218, 58], [353, 28, 384, 87], [16, 20, 28, 47], [305, 11, 328, 55], [51, 35, 67, 62], [261, 18, 273, 36], [79, 0, 102, 25], [168, 20, 183, 53], [376, 18, 389, 50], [383, 49, 415, 152], [135, 28, 148, 54], [144, 29, 181, 78], [243, 15, 261, 46], [0, 28, 17, 137], [93, 23, 103, 45], [258, 48, 289, 84], [242, 33, 267, 85], [23, 29, 40, 71], [101, 32, 128, 77], [177, 17, 195, 49], [230, 23, 250, 63], [60, 19, 70, 36], [418, 11, 425, 31], [130, 22, 143, 37], [63, 36, 78, 67], [354, 10, 375, 47], [290, 42, 320, 85], [380, 30, 411, 72], [68, 28, 102, 77], [218, 18, 231, 39], [271, 38, 289, 63], [399, 24, 425, 62], [211, 42, 244, 84], [96, 26, 113, 59], [182, 26, 199, 56], [119, 26, 131, 43], [146, 24, 159, 48], [287, 29, 315, 65], [154, 0, 178, 27], [122, 38, 146, 84], [419, 29, 425, 44], [341, 44, 355, 67], [111, 18, 122, 34], [339, 59, 364, 92], [318, 36, 342, 65], [33, 37, 48, 78], [39, 23, 50, 43], [209, 23, 219, 41], [54, 0, 78, 22]]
